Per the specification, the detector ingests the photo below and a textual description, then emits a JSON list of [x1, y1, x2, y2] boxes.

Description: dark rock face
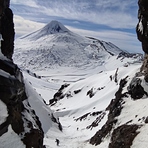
[[90, 77, 128, 146], [0, 59, 17, 75], [117, 51, 143, 60], [137, 0, 148, 81], [49, 83, 69, 105], [0, 0, 10, 7], [0, 0, 14, 60], [145, 116, 148, 123], [90, 77, 141, 147], [0, 60, 44, 148], [109, 124, 139, 148], [0, 1, 44, 147], [136, 0, 148, 53], [128, 77, 148, 100], [1, 7, 15, 59]]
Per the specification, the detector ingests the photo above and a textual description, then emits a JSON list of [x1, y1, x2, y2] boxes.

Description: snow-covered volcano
[[21, 20, 70, 40], [13, 20, 142, 71], [9, 20, 148, 148]]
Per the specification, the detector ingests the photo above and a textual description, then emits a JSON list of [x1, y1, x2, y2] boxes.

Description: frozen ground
[[20, 62, 146, 148], [9, 21, 146, 147]]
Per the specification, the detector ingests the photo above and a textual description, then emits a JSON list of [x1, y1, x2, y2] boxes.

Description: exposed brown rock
[[75, 113, 91, 122], [136, 0, 148, 81], [87, 88, 95, 98], [90, 77, 128, 146], [49, 83, 69, 105], [86, 111, 106, 130], [145, 116, 148, 123], [109, 124, 139, 148], [128, 77, 148, 100]]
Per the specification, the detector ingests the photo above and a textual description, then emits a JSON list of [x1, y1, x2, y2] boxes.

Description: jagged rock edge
[[89, 76, 141, 147], [0, 61, 44, 147]]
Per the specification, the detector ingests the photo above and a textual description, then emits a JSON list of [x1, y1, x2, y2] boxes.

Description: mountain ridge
[[13, 20, 142, 71]]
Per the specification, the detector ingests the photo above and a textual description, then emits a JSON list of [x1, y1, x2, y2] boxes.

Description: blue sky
[[10, 0, 142, 53]]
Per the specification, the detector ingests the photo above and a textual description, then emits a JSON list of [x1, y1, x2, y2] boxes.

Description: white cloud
[[11, 0, 138, 29], [14, 15, 45, 38], [38, 0, 138, 29], [11, 0, 38, 7], [66, 26, 142, 53]]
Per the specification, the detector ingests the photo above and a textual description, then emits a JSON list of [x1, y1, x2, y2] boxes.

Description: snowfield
[[0, 20, 146, 147], [21, 63, 147, 148]]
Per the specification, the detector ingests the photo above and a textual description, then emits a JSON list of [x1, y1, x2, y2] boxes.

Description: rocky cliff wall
[[0, 1, 44, 147]]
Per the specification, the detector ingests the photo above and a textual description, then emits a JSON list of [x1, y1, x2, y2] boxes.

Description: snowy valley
[[1, 20, 148, 148], [0, 0, 147, 147], [0, 18, 148, 148]]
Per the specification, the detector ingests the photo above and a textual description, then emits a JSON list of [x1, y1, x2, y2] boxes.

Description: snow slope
[[12, 21, 148, 148], [0, 65, 61, 147], [0, 49, 61, 147], [20, 61, 148, 148]]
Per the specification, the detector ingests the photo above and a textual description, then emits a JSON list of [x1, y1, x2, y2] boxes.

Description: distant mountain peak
[[16, 20, 142, 71], [21, 20, 70, 40], [41, 20, 69, 34]]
